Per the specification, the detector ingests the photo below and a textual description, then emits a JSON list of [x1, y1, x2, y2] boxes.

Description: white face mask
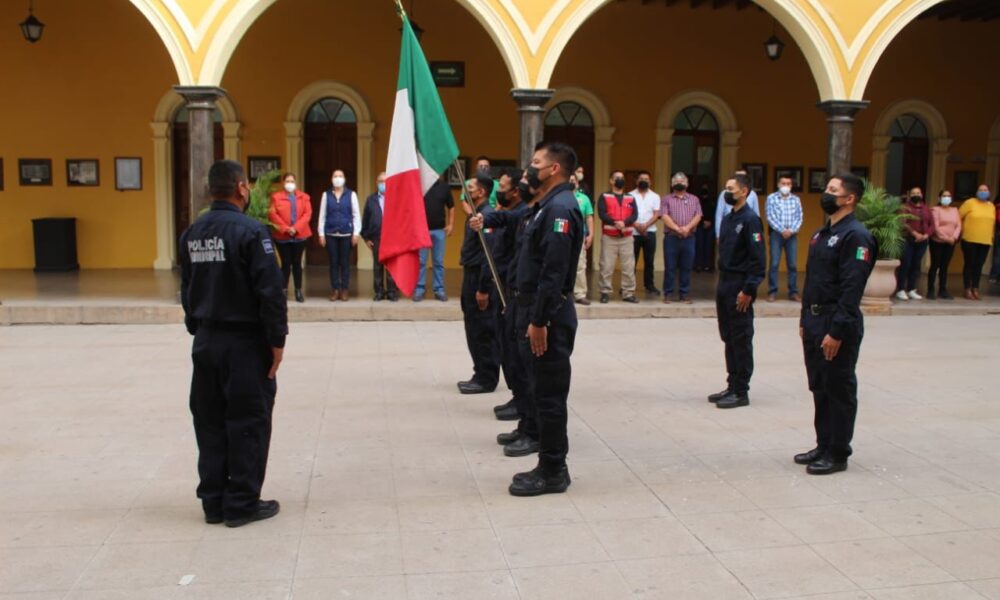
[[332, 177, 345, 188], [284, 182, 296, 193], [779, 185, 791, 196], [939, 196, 952, 206]]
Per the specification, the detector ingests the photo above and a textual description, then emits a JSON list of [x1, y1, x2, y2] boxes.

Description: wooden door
[[304, 121, 358, 265], [901, 138, 929, 194], [173, 123, 223, 260]]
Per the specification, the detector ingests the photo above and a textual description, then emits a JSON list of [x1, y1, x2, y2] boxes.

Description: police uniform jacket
[[800, 213, 877, 340], [179, 201, 289, 348], [460, 202, 498, 294], [490, 202, 532, 289], [717, 204, 766, 296], [515, 182, 584, 327]]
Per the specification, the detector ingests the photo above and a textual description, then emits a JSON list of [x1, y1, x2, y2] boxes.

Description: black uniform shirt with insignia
[[460, 202, 498, 294], [717, 203, 767, 297], [179, 201, 288, 348]]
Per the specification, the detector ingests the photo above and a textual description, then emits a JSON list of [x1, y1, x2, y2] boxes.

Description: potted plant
[[855, 182, 914, 306], [245, 168, 282, 233]]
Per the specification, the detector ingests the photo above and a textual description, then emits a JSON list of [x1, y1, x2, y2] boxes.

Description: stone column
[[817, 100, 869, 177], [511, 89, 554, 168], [174, 86, 226, 217]]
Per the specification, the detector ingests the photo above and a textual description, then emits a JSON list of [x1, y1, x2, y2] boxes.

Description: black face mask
[[672, 184, 686, 193], [613, 177, 625, 190], [497, 190, 512, 208], [820, 192, 841, 215], [526, 166, 545, 190], [517, 181, 533, 201], [910, 196, 923, 203], [637, 181, 650, 191], [723, 191, 737, 206]]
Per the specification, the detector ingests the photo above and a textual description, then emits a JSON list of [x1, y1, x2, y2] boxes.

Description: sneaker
[[622, 295, 639, 304], [435, 292, 449, 302], [767, 293, 777, 302], [907, 290, 923, 300], [895, 290, 909, 301]]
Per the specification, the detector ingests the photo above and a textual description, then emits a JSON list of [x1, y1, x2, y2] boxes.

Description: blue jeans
[[415, 228, 446, 296], [768, 233, 799, 296], [896, 238, 929, 293], [663, 235, 695, 296], [325, 235, 352, 290]]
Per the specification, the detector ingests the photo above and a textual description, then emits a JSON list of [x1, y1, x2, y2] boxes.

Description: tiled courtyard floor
[[2, 316, 1000, 599]]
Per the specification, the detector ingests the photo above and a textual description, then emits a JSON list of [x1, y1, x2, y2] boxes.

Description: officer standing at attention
[[179, 160, 288, 527], [795, 173, 876, 475], [709, 173, 765, 410], [457, 172, 501, 395], [509, 141, 584, 497]]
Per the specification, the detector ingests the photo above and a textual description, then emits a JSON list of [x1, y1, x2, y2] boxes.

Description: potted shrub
[[245, 168, 282, 234], [855, 182, 914, 306]]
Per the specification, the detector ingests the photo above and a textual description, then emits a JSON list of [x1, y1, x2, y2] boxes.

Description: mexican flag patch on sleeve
[[856, 246, 870, 261], [553, 218, 569, 233], [752, 232, 762, 242]]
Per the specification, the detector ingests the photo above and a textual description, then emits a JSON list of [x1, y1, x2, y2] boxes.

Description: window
[[671, 106, 719, 195], [544, 102, 593, 127], [305, 98, 357, 124]]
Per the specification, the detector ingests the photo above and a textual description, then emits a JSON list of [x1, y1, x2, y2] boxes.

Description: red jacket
[[269, 190, 312, 242]]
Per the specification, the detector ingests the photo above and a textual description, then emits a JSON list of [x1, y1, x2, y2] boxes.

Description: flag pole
[[454, 159, 508, 311]]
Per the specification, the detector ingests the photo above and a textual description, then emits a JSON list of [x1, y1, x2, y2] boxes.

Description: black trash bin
[[32, 218, 80, 272]]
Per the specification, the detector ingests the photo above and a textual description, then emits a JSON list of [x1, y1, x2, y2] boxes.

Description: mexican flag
[[380, 14, 460, 297]]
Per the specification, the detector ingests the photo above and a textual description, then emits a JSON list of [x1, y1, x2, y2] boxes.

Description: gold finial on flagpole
[[394, 0, 406, 20]]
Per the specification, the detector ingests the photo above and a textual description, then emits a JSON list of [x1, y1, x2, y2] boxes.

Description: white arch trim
[[198, 0, 529, 88], [127, 0, 195, 84], [151, 90, 241, 269], [870, 98, 950, 200], [536, 0, 844, 99], [655, 90, 741, 196]]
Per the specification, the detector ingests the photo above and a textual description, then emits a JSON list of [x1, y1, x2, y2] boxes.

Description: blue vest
[[324, 188, 354, 235]]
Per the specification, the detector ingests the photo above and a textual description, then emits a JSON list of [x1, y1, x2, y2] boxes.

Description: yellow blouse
[[959, 199, 996, 245]]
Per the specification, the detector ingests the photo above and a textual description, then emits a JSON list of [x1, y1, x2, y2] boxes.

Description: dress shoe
[[646, 286, 661, 295], [497, 429, 521, 445], [767, 293, 777, 302], [413, 294, 424, 302], [435, 292, 449, 302], [662, 295, 672, 304], [972, 288, 981, 300], [793, 447, 824, 465], [939, 290, 953, 300], [623, 295, 639, 304], [680, 295, 693, 304], [493, 399, 514, 415], [205, 513, 224, 524], [789, 293, 801, 302], [374, 292, 385, 302], [575, 297, 591, 305], [600, 293, 610, 304], [509, 466, 571, 496], [495, 404, 519, 421], [926, 290, 936, 300], [388, 293, 399, 302], [715, 392, 749, 409], [339, 289, 349, 301], [806, 457, 847, 475], [707, 388, 732, 403], [504, 436, 540, 457], [329, 290, 339, 302], [294, 289, 305, 303], [458, 381, 494, 394], [224, 499, 280, 528], [965, 288, 975, 300]]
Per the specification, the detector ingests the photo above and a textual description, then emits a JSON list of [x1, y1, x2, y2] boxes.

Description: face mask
[[517, 181, 532, 200], [284, 182, 296, 193], [526, 166, 546, 190], [820, 192, 841, 215], [940, 196, 952, 206], [910, 195, 923, 204], [497, 191, 512, 208], [779, 185, 791, 196], [377, 182, 386, 194], [575, 172, 584, 183], [637, 181, 650, 191], [613, 177, 625, 189], [332, 177, 345, 188], [978, 191, 991, 201], [723, 191, 737, 206], [672, 184, 686, 193]]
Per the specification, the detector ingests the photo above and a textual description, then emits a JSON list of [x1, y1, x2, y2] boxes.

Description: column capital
[[173, 85, 226, 110], [510, 88, 554, 111], [816, 100, 870, 122]]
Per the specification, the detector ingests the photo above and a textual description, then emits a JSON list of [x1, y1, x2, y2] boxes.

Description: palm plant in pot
[[855, 182, 914, 305]]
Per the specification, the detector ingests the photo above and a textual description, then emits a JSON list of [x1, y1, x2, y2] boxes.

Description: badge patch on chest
[[553, 218, 569, 233], [735, 224, 743, 234], [827, 235, 839, 247], [856, 246, 871, 261]]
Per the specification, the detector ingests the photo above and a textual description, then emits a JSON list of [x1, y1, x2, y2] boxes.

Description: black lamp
[[764, 21, 784, 61], [20, 1, 44, 43]]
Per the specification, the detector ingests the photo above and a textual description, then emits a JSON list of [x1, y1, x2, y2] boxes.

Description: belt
[[199, 319, 261, 332], [807, 303, 837, 316]]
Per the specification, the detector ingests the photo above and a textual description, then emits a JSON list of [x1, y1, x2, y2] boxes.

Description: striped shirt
[[660, 192, 703, 237], [765, 192, 804, 233]]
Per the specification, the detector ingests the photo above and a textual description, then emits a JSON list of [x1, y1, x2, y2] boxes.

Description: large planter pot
[[862, 259, 900, 308]]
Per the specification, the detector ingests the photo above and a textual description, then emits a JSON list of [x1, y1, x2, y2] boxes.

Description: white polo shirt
[[629, 188, 661, 234]]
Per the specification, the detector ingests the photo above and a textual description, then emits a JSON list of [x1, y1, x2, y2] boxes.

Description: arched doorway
[[545, 101, 594, 193], [886, 114, 929, 196], [172, 107, 224, 258], [670, 106, 720, 197], [871, 99, 949, 200], [303, 97, 359, 265]]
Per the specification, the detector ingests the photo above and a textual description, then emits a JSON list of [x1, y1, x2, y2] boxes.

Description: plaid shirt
[[765, 192, 803, 233], [660, 192, 703, 237]]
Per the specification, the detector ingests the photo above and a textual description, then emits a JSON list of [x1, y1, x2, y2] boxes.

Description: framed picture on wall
[[115, 157, 142, 191], [446, 156, 470, 188], [774, 166, 804, 193], [248, 156, 281, 182], [851, 166, 870, 182], [954, 170, 979, 200], [67, 159, 100, 187], [742, 163, 767, 196], [808, 167, 827, 193], [19, 159, 52, 186]]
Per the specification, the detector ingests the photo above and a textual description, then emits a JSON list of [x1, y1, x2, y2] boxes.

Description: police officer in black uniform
[[508, 141, 584, 497], [179, 160, 288, 528], [472, 171, 538, 457], [457, 172, 501, 395], [709, 173, 766, 409], [795, 173, 876, 475]]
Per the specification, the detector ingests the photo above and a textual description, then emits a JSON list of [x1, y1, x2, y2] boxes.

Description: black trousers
[[503, 300, 537, 439], [694, 224, 715, 271], [461, 266, 500, 388], [370, 239, 398, 297], [633, 232, 657, 290], [802, 314, 862, 461], [961, 240, 991, 290], [715, 276, 754, 394], [189, 326, 276, 519], [927, 240, 955, 294], [277, 241, 305, 291], [516, 298, 576, 472]]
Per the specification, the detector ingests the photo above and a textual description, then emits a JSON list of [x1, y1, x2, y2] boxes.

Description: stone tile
[[396, 494, 491, 531], [678, 510, 802, 551], [106, 507, 208, 543], [874, 465, 986, 497], [868, 582, 989, 600], [730, 475, 838, 509], [0, 545, 97, 594], [405, 571, 519, 600], [569, 488, 670, 521], [968, 578, 1000, 600], [512, 562, 633, 600], [393, 467, 479, 498], [899, 530, 1000, 580], [766, 505, 888, 543], [497, 522, 609, 568], [75, 541, 198, 590], [481, 493, 583, 528], [926, 492, 1000, 529], [186, 537, 300, 584], [296, 532, 403, 578], [292, 575, 406, 600], [650, 480, 754, 515], [67, 582, 293, 600], [623, 454, 721, 485], [846, 498, 971, 536], [590, 516, 708, 560], [812, 538, 954, 589], [307, 468, 395, 501], [715, 545, 857, 599], [400, 528, 507, 573], [617, 554, 754, 599], [0, 509, 124, 547], [807, 470, 912, 503], [303, 498, 399, 535], [697, 452, 787, 481]]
